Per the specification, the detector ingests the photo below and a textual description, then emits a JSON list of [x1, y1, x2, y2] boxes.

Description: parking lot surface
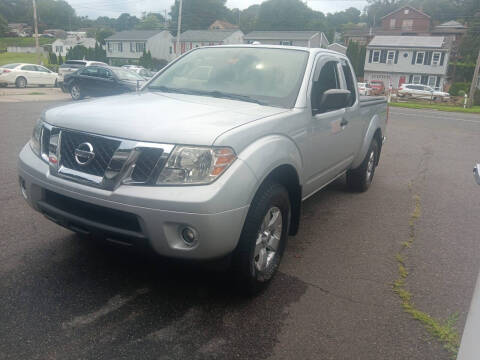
[[0, 86, 70, 102], [1, 101, 479, 359]]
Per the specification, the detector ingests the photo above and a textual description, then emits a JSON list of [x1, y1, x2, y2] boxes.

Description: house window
[[428, 76, 437, 87], [432, 52, 441, 66], [372, 50, 381, 63], [416, 52, 425, 64], [412, 75, 421, 84], [117, 42, 123, 52], [387, 50, 395, 64], [107, 42, 112, 52], [135, 42, 144, 52], [55, 46, 63, 53], [390, 19, 396, 29], [402, 19, 413, 31], [130, 42, 135, 52], [280, 40, 292, 46], [404, 9, 410, 14]]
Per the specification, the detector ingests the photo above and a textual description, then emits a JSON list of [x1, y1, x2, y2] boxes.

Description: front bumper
[[18, 144, 257, 260]]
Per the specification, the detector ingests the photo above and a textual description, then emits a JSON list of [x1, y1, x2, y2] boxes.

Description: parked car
[[18, 45, 387, 293], [58, 60, 108, 92], [358, 82, 372, 96], [369, 80, 385, 95], [397, 83, 450, 101], [0, 63, 59, 88], [63, 65, 145, 100]]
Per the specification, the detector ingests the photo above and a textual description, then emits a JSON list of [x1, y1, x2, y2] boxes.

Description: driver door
[[303, 56, 356, 196]]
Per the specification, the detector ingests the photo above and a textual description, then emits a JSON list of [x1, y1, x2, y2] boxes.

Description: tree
[[170, 0, 232, 34], [346, 41, 366, 78], [48, 52, 57, 65], [254, 0, 326, 31], [239, 5, 260, 33], [115, 13, 140, 31], [94, 28, 115, 45], [58, 55, 63, 65], [459, 14, 480, 62], [0, 13, 7, 37], [139, 50, 153, 69], [135, 13, 164, 30]]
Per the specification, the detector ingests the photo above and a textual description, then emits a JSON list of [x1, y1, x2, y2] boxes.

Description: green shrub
[[458, 90, 466, 97], [449, 82, 471, 96], [474, 89, 480, 106]]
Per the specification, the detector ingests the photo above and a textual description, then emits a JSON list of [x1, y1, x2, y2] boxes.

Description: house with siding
[[244, 31, 329, 48], [364, 35, 450, 90], [175, 30, 244, 55], [52, 37, 96, 57], [105, 30, 174, 65]]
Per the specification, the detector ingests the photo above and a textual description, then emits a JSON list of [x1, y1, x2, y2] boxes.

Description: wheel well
[[263, 165, 302, 236], [373, 128, 383, 165]]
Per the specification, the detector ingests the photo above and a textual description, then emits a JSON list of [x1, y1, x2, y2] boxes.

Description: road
[[1, 101, 479, 360]]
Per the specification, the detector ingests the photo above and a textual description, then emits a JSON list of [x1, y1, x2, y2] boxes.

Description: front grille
[[44, 189, 141, 233], [131, 148, 164, 182], [60, 130, 120, 177]]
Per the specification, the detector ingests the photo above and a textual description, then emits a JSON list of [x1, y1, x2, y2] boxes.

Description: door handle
[[340, 118, 349, 127]]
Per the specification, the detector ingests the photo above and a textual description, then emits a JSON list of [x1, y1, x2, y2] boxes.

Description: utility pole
[[175, 0, 183, 57], [468, 49, 480, 108], [32, 0, 41, 64]]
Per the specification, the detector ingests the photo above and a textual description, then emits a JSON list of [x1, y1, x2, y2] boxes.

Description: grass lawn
[[0, 52, 48, 66], [0, 37, 51, 50], [390, 101, 480, 114]]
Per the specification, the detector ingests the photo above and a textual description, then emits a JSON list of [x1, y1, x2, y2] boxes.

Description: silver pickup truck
[[18, 45, 387, 292]]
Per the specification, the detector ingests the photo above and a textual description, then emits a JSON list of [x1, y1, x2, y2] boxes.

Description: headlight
[[156, 146, 236, 185], [29, 119, 43, 156]]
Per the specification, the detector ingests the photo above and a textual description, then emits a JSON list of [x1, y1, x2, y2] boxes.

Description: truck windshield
[[147, 47, 309, 108]]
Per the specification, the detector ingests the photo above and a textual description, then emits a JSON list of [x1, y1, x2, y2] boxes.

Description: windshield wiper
[[186, 90, 267, 105], [147, 85, 194, 94]]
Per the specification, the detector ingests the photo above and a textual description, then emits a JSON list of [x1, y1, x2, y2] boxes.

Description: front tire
[[233, 182, 291, 295], [347, 138, 380, 192], [70, 83, 83, 100]]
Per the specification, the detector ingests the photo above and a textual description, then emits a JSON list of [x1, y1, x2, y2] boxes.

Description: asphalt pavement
[[1, 101, 479, 360]]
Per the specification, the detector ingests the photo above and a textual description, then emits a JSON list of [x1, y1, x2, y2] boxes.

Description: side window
[[312, 60, 340, 113], [97, 68, 113, 79], [22, 65, 37, 71], [35, 66, 50, 73], [83, 67, 99, 77], [341, 61, 356, 106]]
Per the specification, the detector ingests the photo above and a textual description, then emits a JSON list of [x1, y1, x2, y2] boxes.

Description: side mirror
[[315, 89, 351, 114], [474, 164, 480, 185]]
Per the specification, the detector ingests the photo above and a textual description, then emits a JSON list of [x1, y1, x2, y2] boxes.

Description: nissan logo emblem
[[74, 142, 95, 166]]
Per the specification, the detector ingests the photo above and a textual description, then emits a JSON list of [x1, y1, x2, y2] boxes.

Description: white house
[[52, 37, 96, 57], [105, 30, 174, 65], [364, 35, 450, 90], [244, 31, 329, 48], [327, 42, 347, 55], [175, 30, 244, 55]]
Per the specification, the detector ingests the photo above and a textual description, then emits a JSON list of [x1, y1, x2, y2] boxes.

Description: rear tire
[[232, 181, 291, 295], [70, 83, 83, 100], [15, 76, 27, 88], [347, 138, 380, 193]]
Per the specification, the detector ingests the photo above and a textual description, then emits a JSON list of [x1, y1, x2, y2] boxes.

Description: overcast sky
[[69, 0, 368, 19]]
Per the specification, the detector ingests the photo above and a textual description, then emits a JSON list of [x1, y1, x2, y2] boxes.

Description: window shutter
[[409, 75, 413, 82], [421, 75, 428, 85], [368, 50, 373, 63], [425, 51, 432, 65], [394, 50, 399, 64], [412, 51, 417, 65], [380, 50, 387, 63], [440, 52, 445, 65]]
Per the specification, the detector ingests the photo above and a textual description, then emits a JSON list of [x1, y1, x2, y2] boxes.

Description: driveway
[[0, 103, 479, 359]]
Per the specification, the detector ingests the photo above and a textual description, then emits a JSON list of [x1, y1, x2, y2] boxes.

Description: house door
[[398, 76, 406, 88]]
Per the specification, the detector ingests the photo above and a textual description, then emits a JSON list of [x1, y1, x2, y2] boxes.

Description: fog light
[[181, 226, 198, 246], [19, 177, 27, 199]]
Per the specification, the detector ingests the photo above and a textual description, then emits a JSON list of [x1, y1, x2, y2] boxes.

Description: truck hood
[[44, 92, 288, 145]]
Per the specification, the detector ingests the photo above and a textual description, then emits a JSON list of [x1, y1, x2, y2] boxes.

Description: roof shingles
[[106, 30, 165, 41]]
